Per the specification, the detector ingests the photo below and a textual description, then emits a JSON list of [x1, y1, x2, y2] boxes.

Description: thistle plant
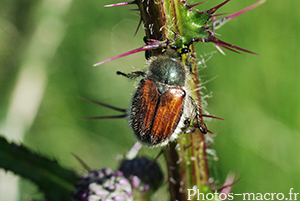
[[93, 0, 264, 200], [0, 0, 264, 200]]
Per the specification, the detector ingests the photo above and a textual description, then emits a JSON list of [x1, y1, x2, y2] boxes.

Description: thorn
[[199, 0, 230, 15], [72, 153, 91, 171], [214, 173, 241, 194], [212, 13, 227, 18], [186, 1, 207, 9], [149, 150, 164, 167], [208, 35, 258, 55], [81, 97, 126, 112], [83, 115, 127, 120], [209, 0, 230, 14], [129, 9, 140, 11], [201, 114, 225, 121], [105, 1, 136, 7], [134, 18, 142, 36], [94, 42, 167, 66], [214, 44, 226, 55], [225, 0, 265, 21], [214, 0, 266, 29], [218, 44, 242, 54]]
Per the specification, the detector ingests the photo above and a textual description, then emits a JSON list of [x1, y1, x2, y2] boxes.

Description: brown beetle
[[84, 49, 209, 148], [117, 49, 207, 147]]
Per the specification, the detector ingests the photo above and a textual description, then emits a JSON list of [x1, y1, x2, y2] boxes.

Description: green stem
[[137, 0, 214, 200]]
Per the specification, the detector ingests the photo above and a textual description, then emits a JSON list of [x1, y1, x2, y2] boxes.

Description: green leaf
[[0, 135, 78, 201]]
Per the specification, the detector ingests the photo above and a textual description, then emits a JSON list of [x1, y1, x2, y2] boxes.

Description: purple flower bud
[[119, 156, 163, 192], [71, 168, 133, 201]]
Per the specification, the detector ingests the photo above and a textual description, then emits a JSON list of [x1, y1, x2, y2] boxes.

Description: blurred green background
[[0, 0, 299, 200]]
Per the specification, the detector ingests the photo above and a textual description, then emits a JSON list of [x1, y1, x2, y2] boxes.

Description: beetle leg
[[186, 60, 193, 74], [185, 127, 196, 134], [183, 119, 191, 128], [116, 71, 146, 79], [189, 96, 208, 134], [182, 118, 198, 134]]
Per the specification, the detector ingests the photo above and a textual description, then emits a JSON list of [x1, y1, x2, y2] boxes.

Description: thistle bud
[[119, 156, 163, 193], [72, 168, 133, 201]]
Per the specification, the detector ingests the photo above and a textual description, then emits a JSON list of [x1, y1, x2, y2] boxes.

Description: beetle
[[85, 49, 210, 147], [116, 49, 207, 147]]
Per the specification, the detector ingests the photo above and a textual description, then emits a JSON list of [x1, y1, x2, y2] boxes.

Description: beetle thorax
[[147, 56, 186, 94]]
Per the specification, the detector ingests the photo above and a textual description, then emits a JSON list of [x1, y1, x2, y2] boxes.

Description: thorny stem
[[104, 0, 263, 200], [96, 1, 265, 201], [135, 0, 163, 56], [97, 0, 264, 199], [191, 44, 210, 183], [137, 0, 211, 200], [163, 142, 186, 200]]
